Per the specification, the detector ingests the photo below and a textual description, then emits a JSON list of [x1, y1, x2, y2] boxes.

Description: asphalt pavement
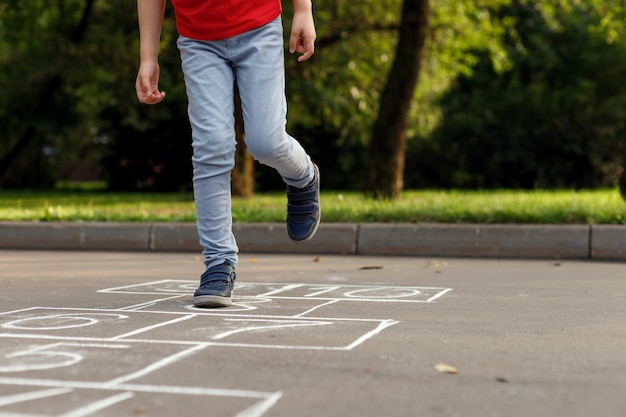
[[1, 250, 625, 417]]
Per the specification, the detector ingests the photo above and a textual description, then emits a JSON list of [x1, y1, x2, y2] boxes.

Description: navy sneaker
[[193, 261, 236, 308], [287, 163, 321, 242]]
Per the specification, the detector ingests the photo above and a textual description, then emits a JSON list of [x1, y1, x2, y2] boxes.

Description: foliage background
[[1, 0, 625, 191]]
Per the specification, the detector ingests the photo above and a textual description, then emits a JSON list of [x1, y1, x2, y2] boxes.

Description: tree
[[6, 0, 623, 193], [281, 0, 402, 191], [96, 1, 193, 191], [0, 0, 406, 191], [406, 0, 626, 189], [365, 0, 429, 198], [0, 0, 97, 188]]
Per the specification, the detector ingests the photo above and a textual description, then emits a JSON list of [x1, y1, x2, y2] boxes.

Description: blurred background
[[1, 0, 626, 198]]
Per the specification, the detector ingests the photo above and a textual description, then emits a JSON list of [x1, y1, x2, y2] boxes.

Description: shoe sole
[[193, 294, 232, 308]]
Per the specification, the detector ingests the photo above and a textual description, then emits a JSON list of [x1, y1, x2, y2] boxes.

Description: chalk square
[[0, 338, 195, 383], [134, 314, 397, 351], [99, 280, 452, 303], [0, 308, 194, 340]]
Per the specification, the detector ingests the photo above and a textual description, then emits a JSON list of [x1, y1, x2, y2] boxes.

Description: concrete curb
[[0, 221, 625, 260], [358, 223, 591, 259]]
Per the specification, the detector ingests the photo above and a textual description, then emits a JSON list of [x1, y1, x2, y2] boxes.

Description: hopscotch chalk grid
[[0, 280, 452, 416]]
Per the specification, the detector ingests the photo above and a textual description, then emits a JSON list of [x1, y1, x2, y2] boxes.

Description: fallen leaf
[[359, 265, 383, 270], [313, 256, 321, 262], [434, 362, 458, 374], [249, 258, 258, 263], [495, 376, 509, 383]]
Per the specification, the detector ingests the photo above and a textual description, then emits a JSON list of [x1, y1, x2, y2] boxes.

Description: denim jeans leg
[[177, 36, 239, 269], [232, 17, 314, 189]]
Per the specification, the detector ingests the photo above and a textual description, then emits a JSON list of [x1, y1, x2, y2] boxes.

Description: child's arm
[[289, 0, 316, 62], [135, 0, 167, 104]]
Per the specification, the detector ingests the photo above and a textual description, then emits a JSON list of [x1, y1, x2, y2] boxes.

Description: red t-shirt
[[170, 0, 282, 41]]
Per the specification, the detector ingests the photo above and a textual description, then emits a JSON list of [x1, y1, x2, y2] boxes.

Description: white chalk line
[[264, 296, 438, 303], [0, 307, 41, 317], [56, 342, 130, 349], [0, 334, 129, 344], [0, 334, 365, 351], [1, 309, 398, 351], [97, 281, 453, 303], [292, 300, 340, 317], [0, 411, 46, 417], [2, 343, 82, 373], [0, 387, 73, 407], [0, 342, 135, 374], [128, 311, 402, 323], [427, 288, 454, 302], [117, 295, 187, 311], [58, 391, 134, 417], [254, 284, 304, 297], [96, 280, 175, 294], [235, 391, 284, 417], [0, 281, 434, 417], [0, 351, 83, 373], [343, 319, 400, 351], [190, 342, 360, 351], [0, 323, 396, 351], [6, 343, 62, 356], [0, 377, 279, 400], [302, 286, 342, 297], [0, 306, 401, 323], [102, 280, 452, 292], [185, 298, 272, 313], [0, 307, 204, 318], [109, 314, 196, 340], [102, 343, 208, 387], [0, 375, 280, 417], [212, 319, 333, 340], [1, 313, 129, 331]]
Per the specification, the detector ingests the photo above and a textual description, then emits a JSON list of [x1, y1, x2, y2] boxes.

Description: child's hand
[[289, 5, 316, 62], [135, 61, 166, 104]]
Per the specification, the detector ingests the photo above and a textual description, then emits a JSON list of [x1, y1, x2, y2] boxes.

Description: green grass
[[0, 189, 625, 224]]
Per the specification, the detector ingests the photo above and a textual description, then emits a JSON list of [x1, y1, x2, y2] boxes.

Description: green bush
[[406, 0, 626, 189]]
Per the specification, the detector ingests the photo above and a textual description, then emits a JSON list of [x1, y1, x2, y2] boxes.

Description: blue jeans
[[177, 17, 314, 270]]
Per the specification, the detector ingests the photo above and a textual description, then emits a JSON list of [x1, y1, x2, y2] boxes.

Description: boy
[[135, 0, 321, 308]]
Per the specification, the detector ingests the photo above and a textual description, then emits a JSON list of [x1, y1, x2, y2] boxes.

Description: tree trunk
[[366, 0, 429, 199], [232, 84, 255, 197], [619, 160, 626, 201]]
